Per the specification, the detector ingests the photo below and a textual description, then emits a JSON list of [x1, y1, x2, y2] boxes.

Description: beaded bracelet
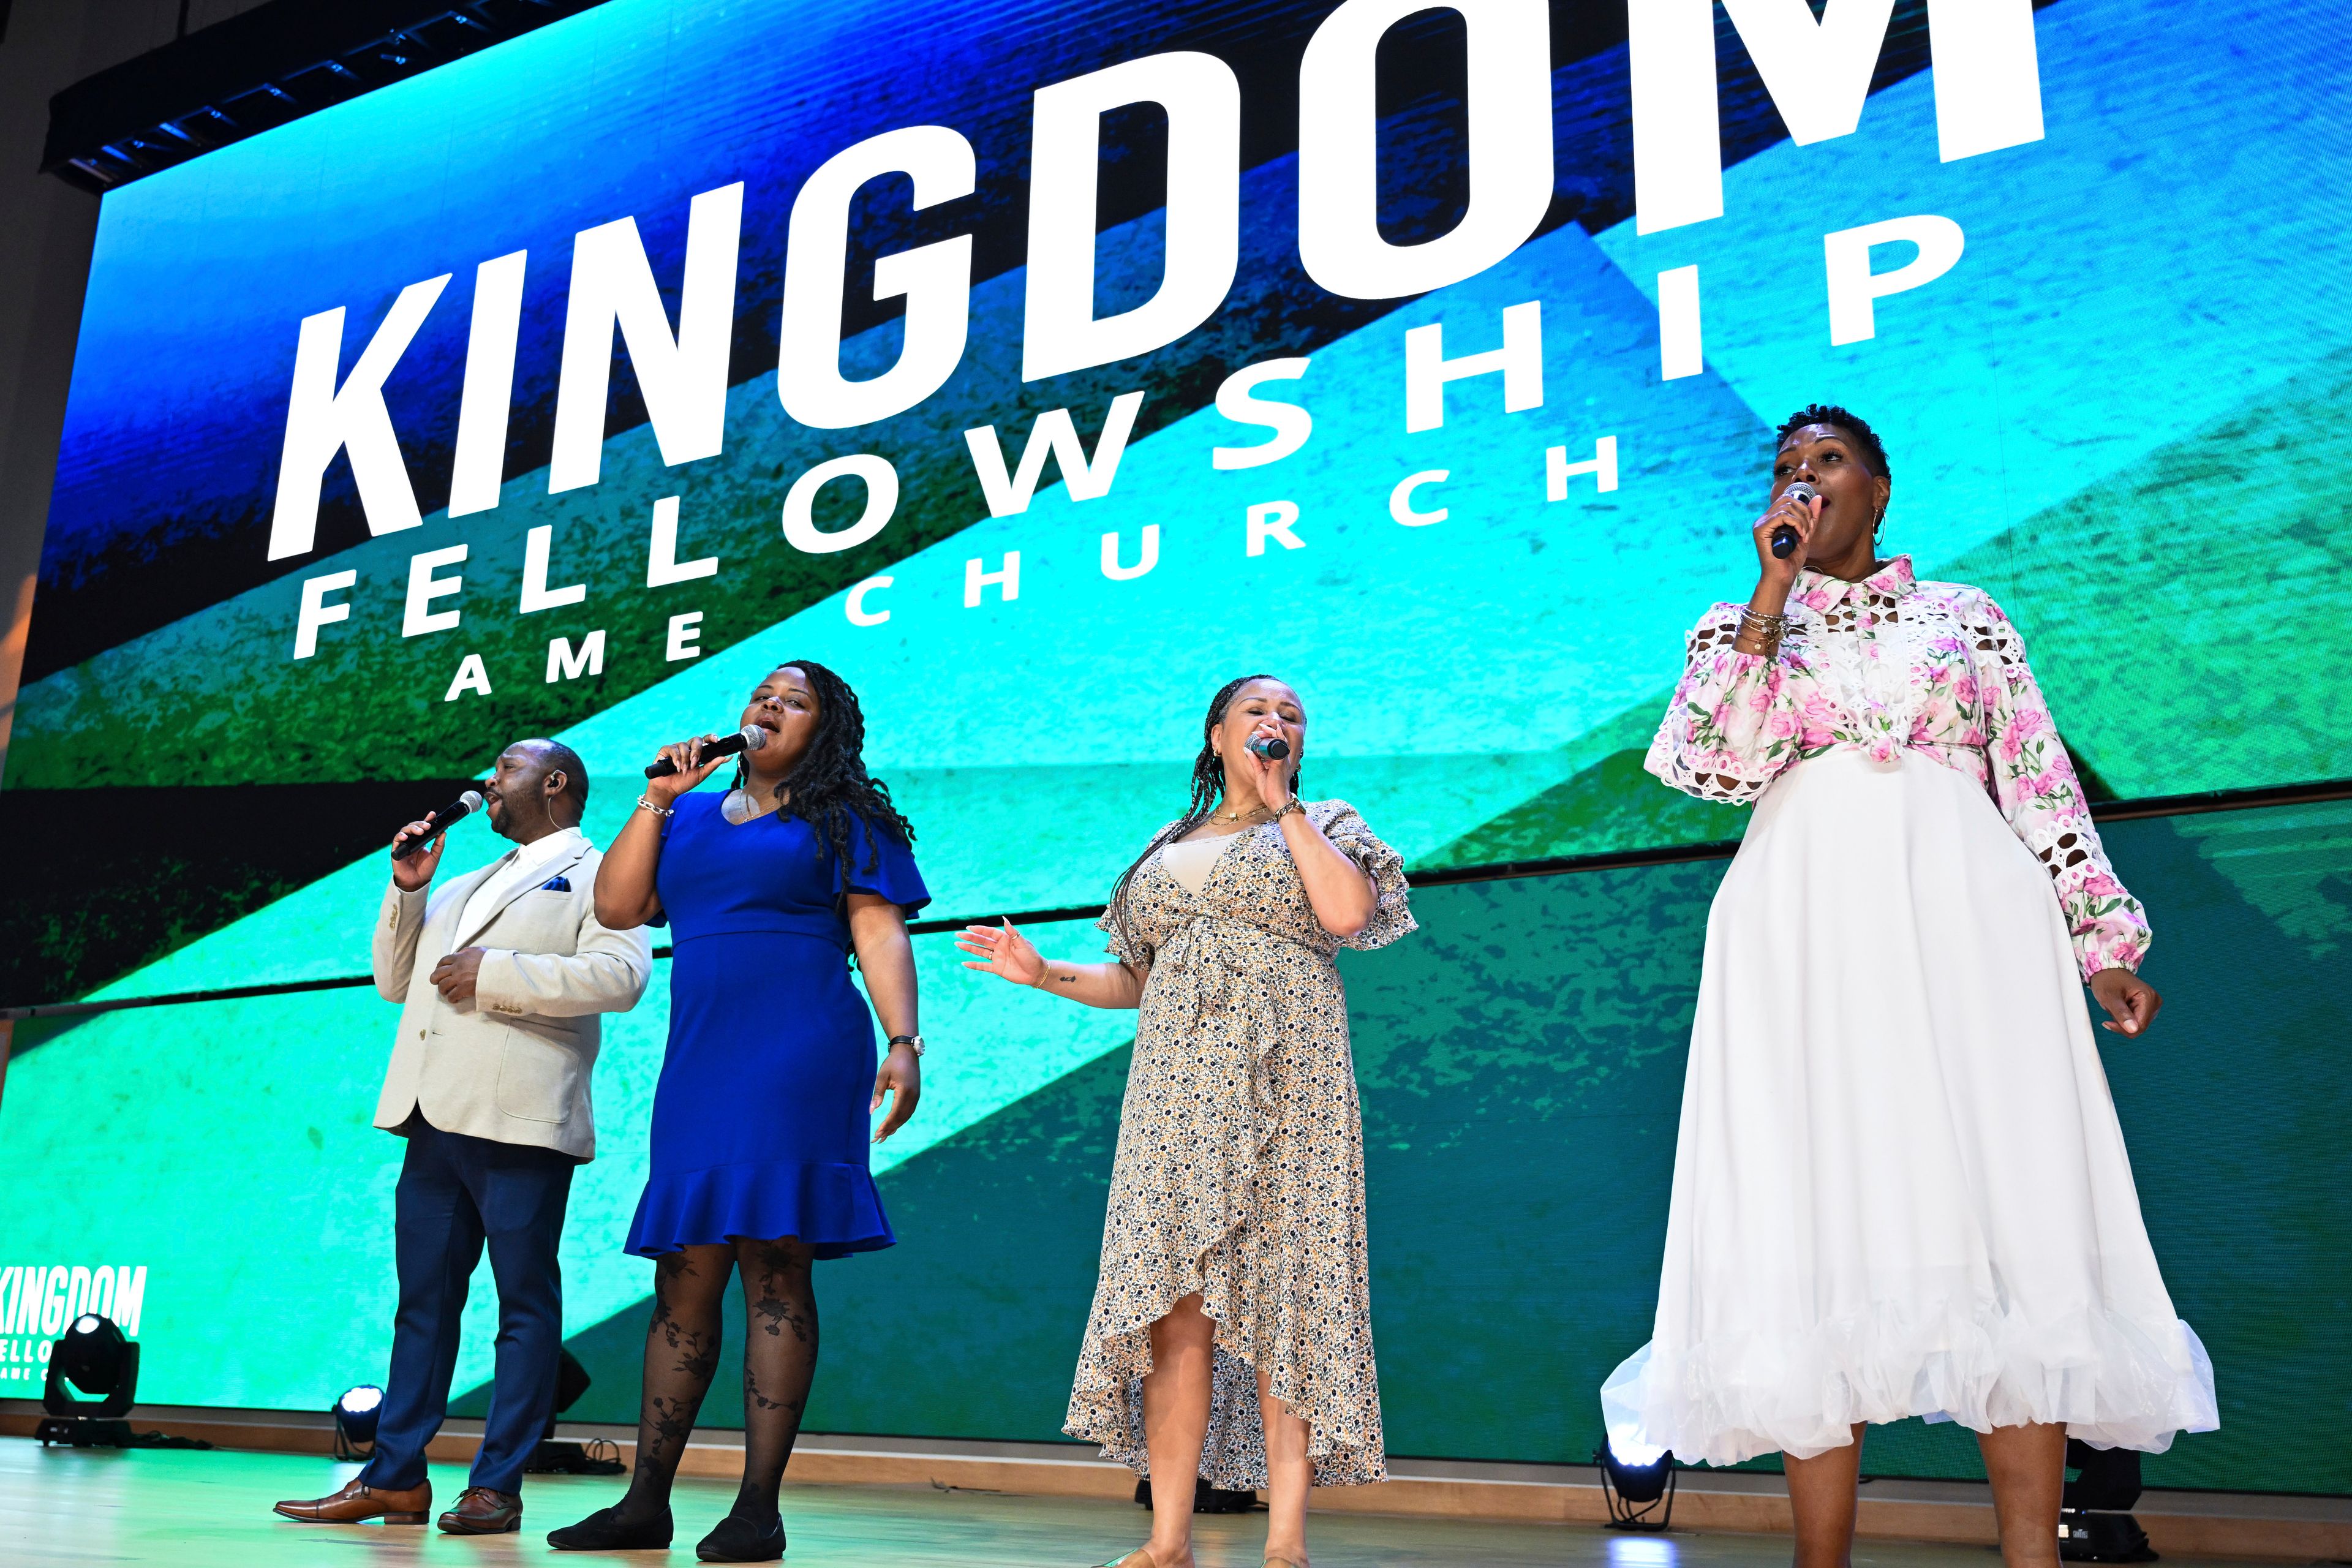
[[1735, 608, 1789, 657]]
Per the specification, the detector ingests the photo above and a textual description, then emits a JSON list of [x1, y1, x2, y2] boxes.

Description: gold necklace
[[1210, 802, 1272, 826]]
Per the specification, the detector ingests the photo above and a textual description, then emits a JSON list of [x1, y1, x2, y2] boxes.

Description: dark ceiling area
[[41, 0, 609, 194]]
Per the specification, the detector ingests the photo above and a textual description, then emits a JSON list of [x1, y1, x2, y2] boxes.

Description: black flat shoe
[[548, 1503, 674, 1551], [696, 1510, 785, 1562]]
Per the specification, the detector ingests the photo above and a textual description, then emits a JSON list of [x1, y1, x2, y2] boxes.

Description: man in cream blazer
[[276, 739, 650, 1537]]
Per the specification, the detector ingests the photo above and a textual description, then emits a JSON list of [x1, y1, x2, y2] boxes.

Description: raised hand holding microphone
[[1733, 483, 1822, 659], [644, 723, 769, 780], [390, 816, 450, 891], [1752, 484, 1820, 582], [1769, 480, 1818, 559], [390, 786, 486, 872], [1246, 717, 1297, 810], [639, 732, 741, 803]]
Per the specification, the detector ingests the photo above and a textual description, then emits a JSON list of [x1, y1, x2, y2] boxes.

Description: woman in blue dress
[[549, 660, 927, 1563]]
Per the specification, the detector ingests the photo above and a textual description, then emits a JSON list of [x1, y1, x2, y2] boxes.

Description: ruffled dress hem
[[1602, 1302, 2219, 1466], [624, 1158, 895, 1261], [1063, 1241, 1387, 1490]]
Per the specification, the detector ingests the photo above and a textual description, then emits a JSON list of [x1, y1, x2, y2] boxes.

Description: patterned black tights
[[614, 1237, 820, 1527]]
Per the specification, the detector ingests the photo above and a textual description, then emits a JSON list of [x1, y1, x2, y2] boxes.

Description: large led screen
[[4, 0, 2347, 1468]]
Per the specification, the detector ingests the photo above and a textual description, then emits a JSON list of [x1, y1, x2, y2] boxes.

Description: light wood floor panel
[[0, 1439, 2290, 1568]]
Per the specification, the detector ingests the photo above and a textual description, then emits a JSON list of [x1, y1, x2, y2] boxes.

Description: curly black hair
[[1776, 403, 1892, 483], [1104, 673, 1302, 964], [734, 658, 916, 891]]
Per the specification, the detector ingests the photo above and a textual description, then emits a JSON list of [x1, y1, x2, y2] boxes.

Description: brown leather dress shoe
[[273, 1477, 432, 1525], [439, 1487, 523, 1534]]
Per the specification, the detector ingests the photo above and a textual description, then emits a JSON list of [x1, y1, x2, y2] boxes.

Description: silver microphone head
[[1785, 480, 1819, 506], [457, 789, 486, 813], [738, 723, 771, 752]]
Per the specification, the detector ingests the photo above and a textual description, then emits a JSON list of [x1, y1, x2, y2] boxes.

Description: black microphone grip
[[644, 724, 769, 779], [1769, 481, 1818, 559], [391, 790, 485, 860]]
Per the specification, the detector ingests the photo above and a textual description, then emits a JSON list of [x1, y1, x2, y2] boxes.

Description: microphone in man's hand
[[1246, 733, 1291, 761], [644, 723, 771, 779], [391, 790, 486, 861], [1771, 481, 1819, 559]]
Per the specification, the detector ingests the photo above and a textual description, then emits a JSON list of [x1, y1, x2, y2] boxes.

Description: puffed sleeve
[[1314, 801, 1418, 951], [1965, 594, 2152, 979], [1644, 602, 1820, 804], [1096, 907, 1152, 968], [840, 814, 931, 918]]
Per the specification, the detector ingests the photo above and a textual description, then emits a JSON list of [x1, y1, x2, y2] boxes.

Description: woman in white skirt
[[1602, 405, 2217, 1568]]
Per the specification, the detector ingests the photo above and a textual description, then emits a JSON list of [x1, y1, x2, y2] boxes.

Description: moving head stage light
[[36, 1314, 209, 1450]]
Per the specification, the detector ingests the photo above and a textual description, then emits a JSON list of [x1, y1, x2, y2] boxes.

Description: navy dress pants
[[361, 1120, 575, 1496]]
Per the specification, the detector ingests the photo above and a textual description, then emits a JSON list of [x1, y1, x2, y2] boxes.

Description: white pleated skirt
[[1602, 747, 2218, 1465]]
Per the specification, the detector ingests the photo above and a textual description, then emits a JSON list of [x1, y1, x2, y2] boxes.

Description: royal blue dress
[[623, 793, 929, 1260]]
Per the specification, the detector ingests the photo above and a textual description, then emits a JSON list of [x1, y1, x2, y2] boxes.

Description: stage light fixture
[[333, 1384, 384, 1461], [1130, 1475, 1261, 1513], [524, 1349, 625, 1475], [34, 1313, 203, 1449], [51, 1315, 136, 1408], [2057, 1440, 2157, 1562], [1595, 1432, 1678, 1531]]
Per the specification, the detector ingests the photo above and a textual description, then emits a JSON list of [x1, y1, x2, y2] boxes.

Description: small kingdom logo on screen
[[0, 1265, 145, 1381]]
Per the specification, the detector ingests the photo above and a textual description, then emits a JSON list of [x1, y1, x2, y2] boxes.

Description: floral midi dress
[[1065, 800, 1417, 1489]]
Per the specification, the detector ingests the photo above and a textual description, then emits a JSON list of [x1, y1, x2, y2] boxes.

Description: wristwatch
[[888, 1034, 925, 1058]]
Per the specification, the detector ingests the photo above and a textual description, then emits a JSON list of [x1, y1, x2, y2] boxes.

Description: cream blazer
[[371, 835, 652, 1161]]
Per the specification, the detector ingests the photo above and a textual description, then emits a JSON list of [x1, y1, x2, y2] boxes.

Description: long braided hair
[[1104, 674, 1303, 963], [733, 659, 916, 892]]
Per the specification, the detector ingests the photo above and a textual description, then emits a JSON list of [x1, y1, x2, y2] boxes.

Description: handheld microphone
[[391, 790, 486, 860], [1770, 481, 1819, 559], [644, 723, 771, 779], [1246, 733, 1292, 761]]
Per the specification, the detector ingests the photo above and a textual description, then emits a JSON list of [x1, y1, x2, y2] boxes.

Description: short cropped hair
[[520, 738, 589, 812], [1776, 403, 1891, 483]]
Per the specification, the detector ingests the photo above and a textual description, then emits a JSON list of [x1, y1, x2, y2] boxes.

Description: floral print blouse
[[1646, 555, 2149, 980]]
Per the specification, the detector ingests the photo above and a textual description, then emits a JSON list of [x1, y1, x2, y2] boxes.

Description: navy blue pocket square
[[538, 876, 571, 892]]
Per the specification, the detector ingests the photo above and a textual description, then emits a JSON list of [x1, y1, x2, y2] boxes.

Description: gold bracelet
[[1271, 799, 1306, 821]]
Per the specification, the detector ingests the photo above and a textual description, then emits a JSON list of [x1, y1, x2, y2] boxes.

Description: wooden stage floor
[[0, 1439, 2293, 1568]]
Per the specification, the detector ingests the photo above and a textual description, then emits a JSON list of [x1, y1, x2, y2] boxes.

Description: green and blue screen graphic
[[4, 0, 2347, 1493]]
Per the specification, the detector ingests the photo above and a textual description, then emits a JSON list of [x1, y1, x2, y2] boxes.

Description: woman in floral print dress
[[1603, 407, 2217, 1568], [959, 674, 1414, 1568]]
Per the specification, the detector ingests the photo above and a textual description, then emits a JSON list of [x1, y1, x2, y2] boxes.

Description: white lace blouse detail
[[1645, 555, 2151, 979]]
